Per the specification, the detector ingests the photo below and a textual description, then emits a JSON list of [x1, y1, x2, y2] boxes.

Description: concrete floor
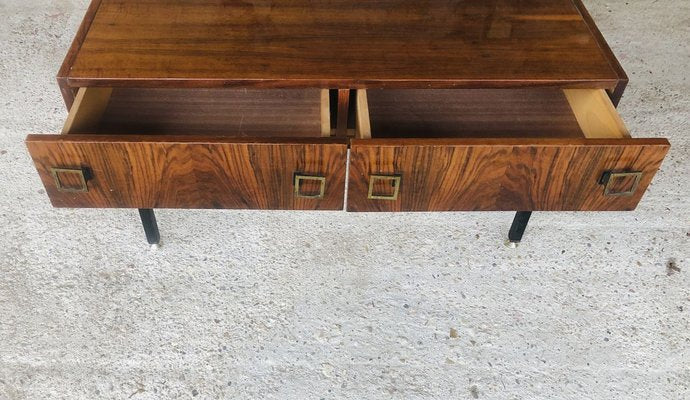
[[0, 0, 688, 398]]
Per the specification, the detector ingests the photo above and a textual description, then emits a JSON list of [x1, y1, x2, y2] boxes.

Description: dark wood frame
[[57, 0, 628, 109], [42, 0, 666, 246], [57, 0, 103, 109], [571, 0, 629, 105]]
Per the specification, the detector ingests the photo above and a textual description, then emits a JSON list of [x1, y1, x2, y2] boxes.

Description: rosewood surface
[[26, 135, 347, 210], [33, 0, 671, 219], [347, 138, 670, 212], [61, 0, 623, 90]]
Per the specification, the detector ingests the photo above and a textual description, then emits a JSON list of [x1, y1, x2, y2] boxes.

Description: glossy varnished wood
[[57, 0, 103, 108], [38, 0, 671, 221], [66, 88, 328, 137], [336, 90, 351, 136], [63, 0, 622, 89], [26, 135, 347, 209], [571, 0, 628, 105], [348, 138, 669, 212]]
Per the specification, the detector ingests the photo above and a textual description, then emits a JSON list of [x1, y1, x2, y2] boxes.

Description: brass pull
[[368, 174, 401, 200], [50, 167, 89, 193], [600, 171, 642, 197], [294, 174, 326, 199]]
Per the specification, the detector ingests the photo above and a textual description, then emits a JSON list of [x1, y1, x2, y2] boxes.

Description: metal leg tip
[[149, 243, 160, 251], [139, 209, 160, 249], [504, 240, 519, 248]]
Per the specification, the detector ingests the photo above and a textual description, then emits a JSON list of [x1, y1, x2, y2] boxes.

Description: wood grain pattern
[[336, 90, 350, 136], [571, 0, 628, 105], [563, 89, 629, 138], [320, 89, 331, 137], [26, 135, 347, 210], [348, 138, 669, 212], [62, 0, 622, 90], [364, 89, 587, 138], [57, 0, 103, 109], [355, 90, 371, 139], [62, 87, 113, 134], [69, 88, 328, 137]]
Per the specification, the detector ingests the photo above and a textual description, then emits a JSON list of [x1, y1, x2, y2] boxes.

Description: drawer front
[[348, 138, 669, 212], [27, 135, 347, 209]]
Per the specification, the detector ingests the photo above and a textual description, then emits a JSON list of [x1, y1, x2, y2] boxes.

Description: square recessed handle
[[600, 171, 642, 197], [294, 174, 326, 199], [50, 167, 89, 193], [368, 174, 401, 201]]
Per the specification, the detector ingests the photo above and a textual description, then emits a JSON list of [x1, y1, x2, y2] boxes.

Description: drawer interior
[[62, 87, 331, 137], [355, 88, 630, 140]]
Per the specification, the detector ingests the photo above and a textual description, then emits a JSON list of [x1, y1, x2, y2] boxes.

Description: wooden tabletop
[[61, 0, 625, 89]]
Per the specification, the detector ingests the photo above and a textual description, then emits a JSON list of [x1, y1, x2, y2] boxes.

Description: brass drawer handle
[[600, 171, 642, 197], [294, 174, 326, 199], [50, 167, 89, 193], [368, 174, 401, 200]]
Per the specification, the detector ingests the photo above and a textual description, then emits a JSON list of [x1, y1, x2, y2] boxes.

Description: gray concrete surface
[[0, 0, 688, 398]]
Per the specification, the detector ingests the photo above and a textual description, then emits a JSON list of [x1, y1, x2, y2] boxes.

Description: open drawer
[[349, 89, 670, 212], [27, 88, 347, 210]]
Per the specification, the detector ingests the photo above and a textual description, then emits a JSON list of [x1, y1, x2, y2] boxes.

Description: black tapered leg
[[508, 211, 532, 244], [138, 209, 160, 245]]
